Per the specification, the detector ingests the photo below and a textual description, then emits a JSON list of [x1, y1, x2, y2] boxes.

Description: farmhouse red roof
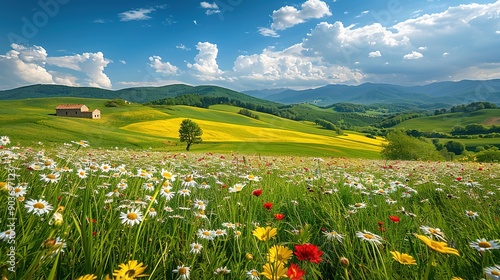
[[55, 104, 86, 110]]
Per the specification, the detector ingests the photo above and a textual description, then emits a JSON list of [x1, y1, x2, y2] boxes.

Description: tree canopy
[[382, 130, 442, 160], [179, 119, 203, 151]]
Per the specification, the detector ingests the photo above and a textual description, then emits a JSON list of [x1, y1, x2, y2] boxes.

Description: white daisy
[[484, 265, 500, 279], [420, 226, 447, 242], [229, 183, 245, 193], [197, 229, 216, 240], [470, 238, 500, 252], [356, 230, 383, 245], [120, 208, 143, 226], [0, 229, 15, 241], [25, 199, 53, 216], [178, 188, 191, 197], [214, 266, 231, 275], [193, 199, 207, 210], [323, 230, 344, 242], [190, 242, 203, 254], [160, 169, 176, 181], [10, 184, 27, 197], [465, 210, 479, 219], [172, 265, 190, 280]]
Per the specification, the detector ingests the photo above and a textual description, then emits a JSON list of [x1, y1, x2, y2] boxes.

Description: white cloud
[[260, 0, 331, 36], [200, 2, 220, 15], [0, 44, 112, 90], [119, 8, 155, 21], [368, 51, 382, 58], [176, 44, 191, 51], [119, 60, 126, 64], [149, 56, 179, 75], [403, 51, 423, 60], [231, 44, 363, 88], [258, 27, 280, 37], [200, 2, 218, 9], [187, 42, 224, 81]]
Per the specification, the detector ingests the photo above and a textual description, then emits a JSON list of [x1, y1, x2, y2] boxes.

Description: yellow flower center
[[203, 231, 210, 236], [14, 188, 21, 193], [248, 175, 255, 179], [478, 241, 491, 248], [127, 213, 138, 220], [216, 230, 223, 235], [45, 161, 51, 166], [179, 267, 187, 275], [150, 208, 155, 212], [363, 233, 374, 239], [467, 211, 474, 216], [47, 174, 56, 179], [33, 202, 45, 209], [126, 270, 136, 277], [251, 271, 259, 276], [355, 203, 362, 207], [185, 177, 193, 182], [492, 270, 500, 276]]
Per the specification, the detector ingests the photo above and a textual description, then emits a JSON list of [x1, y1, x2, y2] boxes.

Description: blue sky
[[1, 0, 499, 91]]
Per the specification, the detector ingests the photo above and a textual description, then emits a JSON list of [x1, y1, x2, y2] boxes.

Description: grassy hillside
[[0, 98, 385, 158], [394, 109, 500, 132]]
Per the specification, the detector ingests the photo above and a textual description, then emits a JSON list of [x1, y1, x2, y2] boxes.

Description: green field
[[0, 98, 384, 158], [394, 109, 500, 132]]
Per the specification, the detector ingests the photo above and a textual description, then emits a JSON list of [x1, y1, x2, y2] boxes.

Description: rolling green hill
[[394, 109, 500, 132], [0, 98, 384, 158], [0, 84, 279, 106]]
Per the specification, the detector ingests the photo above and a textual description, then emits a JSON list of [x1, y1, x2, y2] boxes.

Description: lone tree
[[179, 119, 203, 151]]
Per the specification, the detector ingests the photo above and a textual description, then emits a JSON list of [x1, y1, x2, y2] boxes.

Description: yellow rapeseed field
[[122, 118, 384, 151]]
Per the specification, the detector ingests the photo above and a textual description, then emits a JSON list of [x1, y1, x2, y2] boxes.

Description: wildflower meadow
[[0, 136, 499, 279]]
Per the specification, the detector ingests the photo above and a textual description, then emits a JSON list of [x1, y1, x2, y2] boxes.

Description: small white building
[[55, 104, 101, 119]]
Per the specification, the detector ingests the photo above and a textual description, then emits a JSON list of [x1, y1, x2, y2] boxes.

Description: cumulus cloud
[[187, 42, 224, 80], [403, 51, 423, 60], [149, 56, 179, 75], [231, 44, 363, 88], [260, 0, 331, 36], [296, 1, 500, 84], [368, 51, 382, 58], [0, 44, 112, 90]]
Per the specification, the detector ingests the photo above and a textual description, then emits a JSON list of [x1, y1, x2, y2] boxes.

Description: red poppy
[[389, 215, 400, 223], [252, 189, 263, 197], [287, 263, 305, 280], [294, 244, 323, 264], [263, 202, 273, 211], [274, 213, 285, 220], [377, 221, 384, 226]]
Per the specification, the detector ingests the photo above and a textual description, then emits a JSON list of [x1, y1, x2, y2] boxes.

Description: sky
[[0, 0, 499, 91]]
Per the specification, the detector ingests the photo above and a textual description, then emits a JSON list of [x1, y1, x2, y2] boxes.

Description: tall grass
[[0, 139, 499, 279]]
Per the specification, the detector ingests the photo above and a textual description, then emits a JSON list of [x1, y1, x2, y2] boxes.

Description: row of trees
[[434, 102, 497, 115]]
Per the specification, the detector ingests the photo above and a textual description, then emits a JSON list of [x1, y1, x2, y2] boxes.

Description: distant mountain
[[2, 79, 500, 108], [0, 84, 275, 105], [243, 88, 291, 99], [262, 79, 500, 106]]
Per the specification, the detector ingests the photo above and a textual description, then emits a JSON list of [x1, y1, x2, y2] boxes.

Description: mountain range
[[1, 79, 500, 108], [243, 79, 500, 106]]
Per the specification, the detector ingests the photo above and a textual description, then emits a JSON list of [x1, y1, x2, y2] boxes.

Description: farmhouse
[[55, 104, 101, 119]]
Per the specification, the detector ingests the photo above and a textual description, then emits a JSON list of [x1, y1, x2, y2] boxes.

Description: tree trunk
[[186, 142, 191, 151]]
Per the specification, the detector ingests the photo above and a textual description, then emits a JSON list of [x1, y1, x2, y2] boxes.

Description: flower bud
[[340, 257, 349, 267]]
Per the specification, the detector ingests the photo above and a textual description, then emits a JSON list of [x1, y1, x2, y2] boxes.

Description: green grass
[[0, 98, 384, 158]]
